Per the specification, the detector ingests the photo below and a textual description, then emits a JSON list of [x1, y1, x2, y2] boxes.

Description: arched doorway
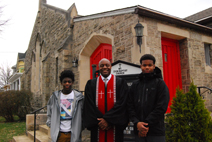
[[78, 33, 114, 91]]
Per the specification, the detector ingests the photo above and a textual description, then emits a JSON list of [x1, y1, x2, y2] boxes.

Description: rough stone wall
[[39, 7, 73, 102], [145, 17, 163, 69], [23, 14, 39, 92], [73, 14, 137, 63], [140, 16, 212, 110], [22, 4, 212, 111], [179, 39, 190, 92], [23, 4, 72, 107], [42, 56, 51, 104], [187, 31, 212, 111], [188, 34, 206, 86]]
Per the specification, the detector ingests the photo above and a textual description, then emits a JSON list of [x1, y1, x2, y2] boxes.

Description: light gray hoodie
[[46, 90, 84, 142]]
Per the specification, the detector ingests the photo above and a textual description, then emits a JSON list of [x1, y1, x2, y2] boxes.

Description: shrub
[[165, 82, 212, 142], [0, 90, 33, 122]]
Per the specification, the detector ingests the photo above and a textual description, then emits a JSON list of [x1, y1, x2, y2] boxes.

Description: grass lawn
[[0, 116, 26, 142]]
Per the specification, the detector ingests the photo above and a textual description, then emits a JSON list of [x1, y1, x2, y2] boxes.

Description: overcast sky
[[0, 0, 212, 68]]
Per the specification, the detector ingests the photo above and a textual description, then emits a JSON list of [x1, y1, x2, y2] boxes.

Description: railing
[[30, 105, 47, 142], [197, 86, 212, 99]]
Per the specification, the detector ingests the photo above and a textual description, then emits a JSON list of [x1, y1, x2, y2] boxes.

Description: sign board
[[111, 60, 141, 76]]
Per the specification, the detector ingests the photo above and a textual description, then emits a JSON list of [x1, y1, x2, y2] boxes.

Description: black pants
[[135, 135, 166, 142]]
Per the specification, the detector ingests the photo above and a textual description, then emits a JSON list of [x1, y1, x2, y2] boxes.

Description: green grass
[[0, 116, 26, 142]]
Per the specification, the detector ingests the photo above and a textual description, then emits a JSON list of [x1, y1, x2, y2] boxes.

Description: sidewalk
[[82, 129, 90, 142]]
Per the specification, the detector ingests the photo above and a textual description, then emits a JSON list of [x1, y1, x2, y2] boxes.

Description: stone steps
[[27, 130, 48, 142], [12, 135, 33, 142], [13, 125, 49, 142], [12, 123, 91, 142], [39, 125, 49, 135]]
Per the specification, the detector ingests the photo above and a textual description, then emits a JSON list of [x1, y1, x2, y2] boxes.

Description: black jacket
[[127, 67, 170, 136], [83, 76, 129, 142]]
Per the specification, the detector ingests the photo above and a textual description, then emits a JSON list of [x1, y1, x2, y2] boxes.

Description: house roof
[[135, 6, 212, 34], [74, 6, 136, 22], [74, 5, 212, 34], [184, 7, 212, 22], [11, 65, 16, 69], [18, 52, 26, 60], [8, 73, 22, 83]]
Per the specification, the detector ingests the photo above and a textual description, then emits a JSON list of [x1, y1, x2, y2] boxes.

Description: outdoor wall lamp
[[72, 57, 78, 67], [134, 21, 144, 53]]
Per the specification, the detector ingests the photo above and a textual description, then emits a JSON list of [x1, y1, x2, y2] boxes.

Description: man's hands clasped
[[97, 118, 111, 131], [137, 122, 149, 137]]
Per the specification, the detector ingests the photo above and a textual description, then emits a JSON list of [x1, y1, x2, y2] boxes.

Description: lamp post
[[134, 21, 144, 53], [72, 58, 78, 67]]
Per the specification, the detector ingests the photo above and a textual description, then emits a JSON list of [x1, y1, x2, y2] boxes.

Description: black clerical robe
[[83, 75, 129, 142]]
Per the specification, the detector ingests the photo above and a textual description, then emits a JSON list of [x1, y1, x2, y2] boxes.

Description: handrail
[[31, 105, 47, 114], [197, 86, 212, 98], [30, 105, 47, 142]]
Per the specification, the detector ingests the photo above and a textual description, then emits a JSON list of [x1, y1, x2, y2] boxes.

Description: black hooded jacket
[[127, 67, 170, 136]]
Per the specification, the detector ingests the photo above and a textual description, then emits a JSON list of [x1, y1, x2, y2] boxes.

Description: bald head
[[99, 58, 111, 67]]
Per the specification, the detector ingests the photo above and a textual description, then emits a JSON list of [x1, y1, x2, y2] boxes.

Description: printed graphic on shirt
[[60, 99, 74, 120]]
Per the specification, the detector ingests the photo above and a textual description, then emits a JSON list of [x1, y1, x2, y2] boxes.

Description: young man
[[83, 58, 129, 142], [128, 54, 170, 142], [46, 70, 84, 142]]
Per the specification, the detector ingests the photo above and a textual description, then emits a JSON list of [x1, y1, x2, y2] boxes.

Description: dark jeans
[[135, 135, 166, 142]]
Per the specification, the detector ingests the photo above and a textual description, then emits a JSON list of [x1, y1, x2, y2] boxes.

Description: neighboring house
[[22, 0, 212, 113], [8, 53, 25, 90], [184, 7, 212, 28]]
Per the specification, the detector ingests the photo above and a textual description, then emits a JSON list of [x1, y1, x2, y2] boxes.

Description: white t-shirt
[[60, 91, 74, 132]]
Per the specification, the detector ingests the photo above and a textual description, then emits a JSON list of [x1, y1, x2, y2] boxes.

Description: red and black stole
[[96, 74, 116, 142]]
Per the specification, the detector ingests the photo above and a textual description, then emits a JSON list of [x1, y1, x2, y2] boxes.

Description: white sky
[[0, 0, 212, 68]]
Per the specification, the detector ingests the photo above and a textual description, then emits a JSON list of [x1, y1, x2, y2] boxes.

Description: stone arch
[[40, 40, 45, 57], [35, 33, 42, 44], [31, 33, 43, 107], [31, 50, 36, 63], [78, 33, 114, 90]]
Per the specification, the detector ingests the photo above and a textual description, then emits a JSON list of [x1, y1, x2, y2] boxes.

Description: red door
[[162, 37, 182, 113], [90, 43, 112, 79]]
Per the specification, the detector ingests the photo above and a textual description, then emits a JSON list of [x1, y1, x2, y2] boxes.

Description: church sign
[[111, 60, 141, 76]]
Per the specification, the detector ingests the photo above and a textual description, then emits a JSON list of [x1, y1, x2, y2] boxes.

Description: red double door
[[162, 37, 182, 113], [90, 43, 112, 79]]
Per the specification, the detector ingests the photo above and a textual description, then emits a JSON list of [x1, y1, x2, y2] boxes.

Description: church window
[[204, 43, 211, 66]]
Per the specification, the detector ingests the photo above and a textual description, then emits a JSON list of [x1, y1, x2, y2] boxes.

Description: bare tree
[[0, 64, 12, 88], [0, 3, 9, 34]]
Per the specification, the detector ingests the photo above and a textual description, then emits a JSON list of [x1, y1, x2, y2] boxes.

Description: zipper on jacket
[[145, 88, 148, 102], [141, 83, 145, 121], [72, 95, 83, 119]]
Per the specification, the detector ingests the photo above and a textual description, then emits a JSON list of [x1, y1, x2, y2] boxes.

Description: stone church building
[[21, 0, 212, 112]]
